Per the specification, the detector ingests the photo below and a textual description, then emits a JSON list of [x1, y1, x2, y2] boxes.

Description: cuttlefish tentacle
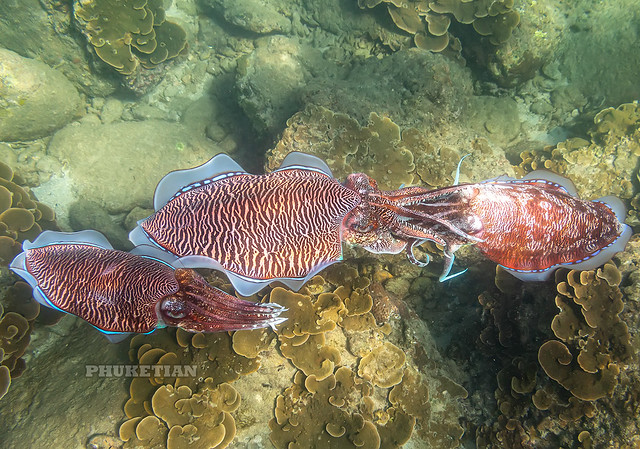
[[10, 231, 285, 342]]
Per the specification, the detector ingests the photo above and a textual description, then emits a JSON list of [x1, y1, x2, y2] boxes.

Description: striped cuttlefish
[[10, 152, 631, 340]]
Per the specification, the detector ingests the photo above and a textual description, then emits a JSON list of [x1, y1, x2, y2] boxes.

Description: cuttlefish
[[10, 230, 285, 342]]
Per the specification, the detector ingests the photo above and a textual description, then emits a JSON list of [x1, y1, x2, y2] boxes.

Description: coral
[[0, 282, 40, 399], [121, 381, 239, 449], [270, 368, 379, 449], [538, 262, 633, 401], [389, 366, 465, 447], [515, 102, 640, 202], [121, 328, 260, 448], [0, 162, 57, 265], [73, 0, 187, 76], [231, 327, 274, 359], [266, 262, 466, 448], [592, 102, 640, 140], [268, 105, 466, 190], [359, 0, 519, 52], [358, 341, 406, 388], [119, 260, 466, 448]]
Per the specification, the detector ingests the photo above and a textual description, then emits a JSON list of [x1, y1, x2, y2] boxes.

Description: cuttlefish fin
[[152, 153, 247, 211], [130, 245, 179, 267], [174, 255, 340, 297], [522, 170, 579, 197], [277, 152, 334, 177], [20, 229, 114, 251]]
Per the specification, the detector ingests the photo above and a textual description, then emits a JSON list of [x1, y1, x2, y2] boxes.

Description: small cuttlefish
[[10, 230, 286, 342]]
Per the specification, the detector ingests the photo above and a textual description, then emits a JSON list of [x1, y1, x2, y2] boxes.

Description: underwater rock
[[46, 120, 220, 213], [68, 199, 132, 250], [204, 0, 292, 34], [236, 35, 332, 137], [238, 43, 473, 138], [305, 48, 473, 131], [0, 48, 82, 142], [0, 0, 118, 97]]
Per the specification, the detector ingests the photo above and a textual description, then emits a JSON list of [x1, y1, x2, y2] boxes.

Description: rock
[[203, 0, 291, 34], [68, 199, 132, 251], [0, 0, 117, 97], [99, 98, 124, 124], [46, 120, 221, 213], [0, 48, 82, 141], [235, 36, 333, 137]]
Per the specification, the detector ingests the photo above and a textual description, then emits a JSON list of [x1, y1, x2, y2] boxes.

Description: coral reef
[[0, 282, 37, 399], [269, 368, 381, 449], [120, 328, 259, 448], [539, 262, 633, 401], [73, 0, 187, 76], [268, 105, 460, 190], [0, 161, 60, 401], [358, 0, 519, 52], [118, 261, 467, 448], [515, 102, 640, 203], [473, 257, 640, 448], [0, 162, 57, 265]]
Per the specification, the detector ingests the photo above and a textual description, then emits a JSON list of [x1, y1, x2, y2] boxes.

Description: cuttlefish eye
[[160, 298, 188, 319], [353, 223, 374, 233]]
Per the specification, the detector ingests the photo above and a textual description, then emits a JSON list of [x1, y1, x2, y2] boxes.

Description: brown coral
[[73, 0, 187, 76], [359, 0, 519, 52], [121, 381, 240, 449], [269, 368, 380, 449], [538, 263, 633, 401], [515, 102, 640, 202], [121, 328, 260, 448], [358, 341, 406, 388], [0, 162, 57, 265], [0, 280, 60, 400], [268, 105, 466, 190]]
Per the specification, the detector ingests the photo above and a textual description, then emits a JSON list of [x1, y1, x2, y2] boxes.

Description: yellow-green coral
[[121, 328, 260, 448], [121, 381, 240, 449], [0, 162, 57, 265], [0, 161, 58, 401], [358, 341, 406, 388], [269, 368, 380, 449], [359, 0, 519, 52], [269, 105, 467, 190], [74, 0, 187, 75], [515, 102, 640, 202], [538, 262, 632, 401]]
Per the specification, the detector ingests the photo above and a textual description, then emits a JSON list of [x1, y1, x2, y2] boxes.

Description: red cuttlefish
[[10, 230, 286, 342]]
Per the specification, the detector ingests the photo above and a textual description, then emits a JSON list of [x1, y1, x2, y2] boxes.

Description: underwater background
[[1, 0, 640, 448]]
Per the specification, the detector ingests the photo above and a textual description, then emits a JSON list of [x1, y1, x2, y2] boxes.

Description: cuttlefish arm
[[10, 231, 286, 343]]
